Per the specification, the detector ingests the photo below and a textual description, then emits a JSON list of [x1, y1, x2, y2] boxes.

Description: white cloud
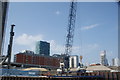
[[48, 40, 64, 54], [72, 46, 81, 54], [14, 34, 99, 58], [50, 40, 82, 54], [81, 24, 99, 30], [87, 44, 99, 49], [67, 44, 100, 57], [55, 11, 60, 15], [15, 33, 43, 46], [48, 42, 99, 56], [15, 33, 43, 51], [81, 43, 100, 56], [15, 34, 65, 54], [48, 40, 81, 55]]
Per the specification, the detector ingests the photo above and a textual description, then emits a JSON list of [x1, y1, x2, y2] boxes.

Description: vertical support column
[[0, 1, 2, 56], [118, 0, 120, 65], [0, 1, 8, 56], [7, 24, 15, 69]]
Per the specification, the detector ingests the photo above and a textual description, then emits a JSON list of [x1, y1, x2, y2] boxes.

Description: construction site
[[0, 0, 120, 80]]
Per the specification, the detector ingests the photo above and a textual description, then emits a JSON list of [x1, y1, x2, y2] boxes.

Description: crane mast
[[65, 0, 77, 56], [63, 0, 77, 69]]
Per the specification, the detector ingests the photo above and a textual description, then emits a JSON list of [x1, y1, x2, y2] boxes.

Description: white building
[[69, 55, 79, 68], [112, 58, 120, 66], [100, 50, 108, 66]]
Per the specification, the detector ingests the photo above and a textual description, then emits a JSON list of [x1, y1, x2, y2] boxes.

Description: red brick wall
[[15, 53, 60, 67]]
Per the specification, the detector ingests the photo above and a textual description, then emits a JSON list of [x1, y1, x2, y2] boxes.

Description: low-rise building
[[14, 50, 61, 68]]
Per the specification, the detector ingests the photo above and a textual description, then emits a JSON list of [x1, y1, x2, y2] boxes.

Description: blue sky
[[4, 2, 118, 65]]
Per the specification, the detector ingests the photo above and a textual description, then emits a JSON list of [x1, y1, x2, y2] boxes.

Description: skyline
[[4, 2, 118, 65]]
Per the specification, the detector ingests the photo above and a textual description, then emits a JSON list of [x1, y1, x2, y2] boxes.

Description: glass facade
[[35, 41, 50, 56]]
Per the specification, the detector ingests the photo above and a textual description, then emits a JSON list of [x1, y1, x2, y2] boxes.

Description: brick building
[[14, 50, 61, 68]]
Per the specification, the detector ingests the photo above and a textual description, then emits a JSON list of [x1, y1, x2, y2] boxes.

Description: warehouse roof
[[22, 68, 48, 71], [86, 65, 112, 71]]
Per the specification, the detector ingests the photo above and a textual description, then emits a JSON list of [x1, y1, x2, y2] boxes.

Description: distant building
[[52, 54, 61, 57], [21, 50, 34, 54], [14, 51, 60, 68], [35, 41, 50, 56], [100, 50, 108, 66], [69, 55, 79, 68], [112, 58, 120, 66], [0, 1, 8, 56], [14, 50, 34, 63], [112, 59, 115, 66]]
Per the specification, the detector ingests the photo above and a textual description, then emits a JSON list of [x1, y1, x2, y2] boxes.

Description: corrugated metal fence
[[1, 76, 104, 80], [85, 72, 120, 80], [0, 69, 120, 80], [0, 72, 120, 80]]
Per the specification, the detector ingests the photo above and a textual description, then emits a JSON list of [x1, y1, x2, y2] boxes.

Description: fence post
[[116, 72, 119, 80], [112, 72, 114, 80]]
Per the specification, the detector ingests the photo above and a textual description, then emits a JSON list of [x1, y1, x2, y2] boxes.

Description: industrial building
[[35, 41, 50, 56], [100, 50, 108, 66], [69, 55, 79, 68], [14, 50, 61, 68]]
